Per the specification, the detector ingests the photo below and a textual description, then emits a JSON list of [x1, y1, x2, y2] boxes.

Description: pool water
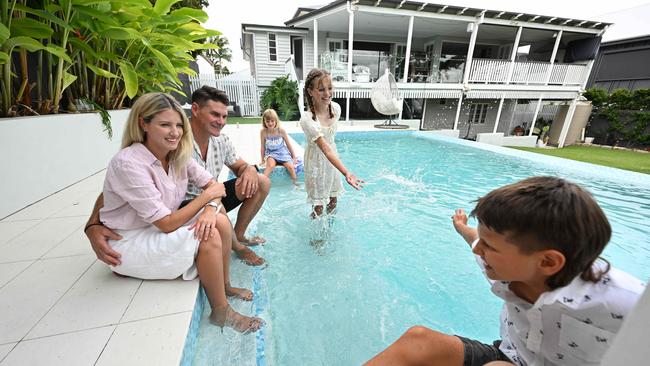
[[192, 131, 650, 366]]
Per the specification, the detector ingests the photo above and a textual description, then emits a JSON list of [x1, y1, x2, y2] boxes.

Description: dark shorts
[[221, 178, 243, 212], [179, 178, 243, 213], [458, 337, 510, 366]]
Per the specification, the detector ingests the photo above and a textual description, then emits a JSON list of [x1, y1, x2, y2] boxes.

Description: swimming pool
[[190, 131, 650, 365]]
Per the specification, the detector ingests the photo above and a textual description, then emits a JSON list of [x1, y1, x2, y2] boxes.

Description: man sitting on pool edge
[[365, 176, 645, 366], [85, 86, 269, 267]]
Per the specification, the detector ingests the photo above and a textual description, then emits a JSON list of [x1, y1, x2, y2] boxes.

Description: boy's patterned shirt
[[472, 240, 645, 365]]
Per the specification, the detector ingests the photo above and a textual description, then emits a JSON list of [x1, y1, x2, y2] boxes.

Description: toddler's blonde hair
[[261, 109, 281, 129]]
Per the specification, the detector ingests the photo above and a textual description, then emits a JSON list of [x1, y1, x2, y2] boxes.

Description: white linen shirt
[[100, 143, 212, 230], [472, 241, 646, 365]]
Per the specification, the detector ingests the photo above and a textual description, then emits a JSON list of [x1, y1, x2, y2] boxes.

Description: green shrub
[[583, 88, 608, 107], [260, 76, 299, 121], [584, 87, 650, 147]]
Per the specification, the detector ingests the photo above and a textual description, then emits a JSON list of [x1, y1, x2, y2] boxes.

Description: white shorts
[[109, 225, 200, 280]]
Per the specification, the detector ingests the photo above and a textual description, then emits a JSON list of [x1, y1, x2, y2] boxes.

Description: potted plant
[[537, 125, 550, 147]]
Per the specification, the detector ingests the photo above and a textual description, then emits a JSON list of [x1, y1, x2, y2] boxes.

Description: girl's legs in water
[[281, 161, 297, 184], [196, 213, 262, 333], [310, 197, 336, 218], [262, 157, 277, 177], [311, 205, 324, 218], [326, 197, 337, 214]]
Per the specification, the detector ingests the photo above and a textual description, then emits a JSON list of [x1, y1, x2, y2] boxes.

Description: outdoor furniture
[[371, 69, 408, 129]]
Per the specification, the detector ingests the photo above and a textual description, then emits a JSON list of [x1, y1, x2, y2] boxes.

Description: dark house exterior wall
[[587, 35, 650, 91]]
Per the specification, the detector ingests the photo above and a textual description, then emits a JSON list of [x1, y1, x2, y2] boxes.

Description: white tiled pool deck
[[0, 121, 411, 366]]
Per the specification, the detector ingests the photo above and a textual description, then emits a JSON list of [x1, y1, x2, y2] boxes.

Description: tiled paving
[[0, 121, 407, 365], [0, 168, 198, 366]]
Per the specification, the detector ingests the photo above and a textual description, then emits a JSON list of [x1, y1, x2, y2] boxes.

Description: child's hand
[[451, 209, 468, 232], [345, 172, 364, 190]]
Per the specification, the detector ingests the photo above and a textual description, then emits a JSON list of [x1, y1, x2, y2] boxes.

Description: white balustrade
[[468, 59, 586, 86]]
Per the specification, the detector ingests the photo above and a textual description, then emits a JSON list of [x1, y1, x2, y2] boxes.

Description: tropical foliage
[[260, 75, 299, 121], [584, 87, 650, 148], [0, 0, 219, 118], [200, 34, 231, 74]]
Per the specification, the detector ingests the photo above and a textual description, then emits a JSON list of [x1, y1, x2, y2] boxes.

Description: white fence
[[189, 74, 260, 116]]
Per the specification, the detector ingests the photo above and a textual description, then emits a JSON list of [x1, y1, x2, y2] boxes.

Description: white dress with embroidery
[[299, 102, 344, 206]]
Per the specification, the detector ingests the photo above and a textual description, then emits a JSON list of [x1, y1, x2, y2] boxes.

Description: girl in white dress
[[299, 68, 363, 217]]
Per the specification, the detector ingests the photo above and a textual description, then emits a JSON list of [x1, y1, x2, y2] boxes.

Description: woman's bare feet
[[210, 305, 264, 334], [225, 284, 254, 301]]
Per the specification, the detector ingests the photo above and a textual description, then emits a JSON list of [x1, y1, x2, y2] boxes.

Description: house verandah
[[242, 0, 608, 147]]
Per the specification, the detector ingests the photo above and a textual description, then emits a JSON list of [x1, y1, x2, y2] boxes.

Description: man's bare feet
[[234, 246, 265, 266], [237, 235, 266, 246], [210, 305, 264, 334], [226, 284, 254, 301]]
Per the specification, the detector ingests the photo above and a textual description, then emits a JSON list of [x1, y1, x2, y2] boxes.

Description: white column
[[492, 97, 505, 133], [506, 26, 522, 84], [402, 16, 414, 83], [545, 30, 563, 85], [298, 81, 305, 123], [313, 19, 318, 68], [558, 97, 578, 148], [346, 6, 354, 124], [346, 90, 351, 123], [420, 97, 427, 130], [581, 59, 595, 89], [453, 94, 463, 130], [347, 9, 354, 83], [528, 96, 543, 136], [462, 22, 479, 85]]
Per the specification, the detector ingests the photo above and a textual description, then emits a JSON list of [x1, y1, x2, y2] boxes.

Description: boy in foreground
[[366, 176, 645, 366]]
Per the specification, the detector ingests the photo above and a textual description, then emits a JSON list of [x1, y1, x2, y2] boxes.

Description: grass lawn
[[510, 145, 650, 174], [228, 116, 300, 125], [227, 116, 263, 125]]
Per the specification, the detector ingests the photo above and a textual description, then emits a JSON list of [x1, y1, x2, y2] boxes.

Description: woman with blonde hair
[[99, 92, 263, 333]]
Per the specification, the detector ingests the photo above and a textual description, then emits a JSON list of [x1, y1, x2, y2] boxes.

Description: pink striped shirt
[[100, 143, 212, 230]]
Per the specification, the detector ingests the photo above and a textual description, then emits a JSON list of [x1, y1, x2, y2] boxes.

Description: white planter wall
[[0, 110, 129, 218]]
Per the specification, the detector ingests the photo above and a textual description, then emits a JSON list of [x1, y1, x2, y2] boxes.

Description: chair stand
[[374, 115, 409, 129]]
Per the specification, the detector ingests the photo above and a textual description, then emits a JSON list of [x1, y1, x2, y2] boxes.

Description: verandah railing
[[468, 58, 586, 86]]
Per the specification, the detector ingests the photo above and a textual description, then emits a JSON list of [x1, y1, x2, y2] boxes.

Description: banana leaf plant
[[1, 0, 219, 119]]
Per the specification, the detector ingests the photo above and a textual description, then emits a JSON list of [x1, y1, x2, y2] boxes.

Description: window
[[268, 33, 277, 62], [328, 39, 348, 62], [469, 103, 488, 124]]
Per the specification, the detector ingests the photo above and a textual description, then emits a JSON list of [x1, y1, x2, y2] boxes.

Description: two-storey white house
[[241, 0, 608, 147]]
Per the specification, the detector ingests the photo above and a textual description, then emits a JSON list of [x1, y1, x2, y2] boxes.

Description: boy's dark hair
[[471, 176, 611, 289], [191, 85, 229, 106]]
